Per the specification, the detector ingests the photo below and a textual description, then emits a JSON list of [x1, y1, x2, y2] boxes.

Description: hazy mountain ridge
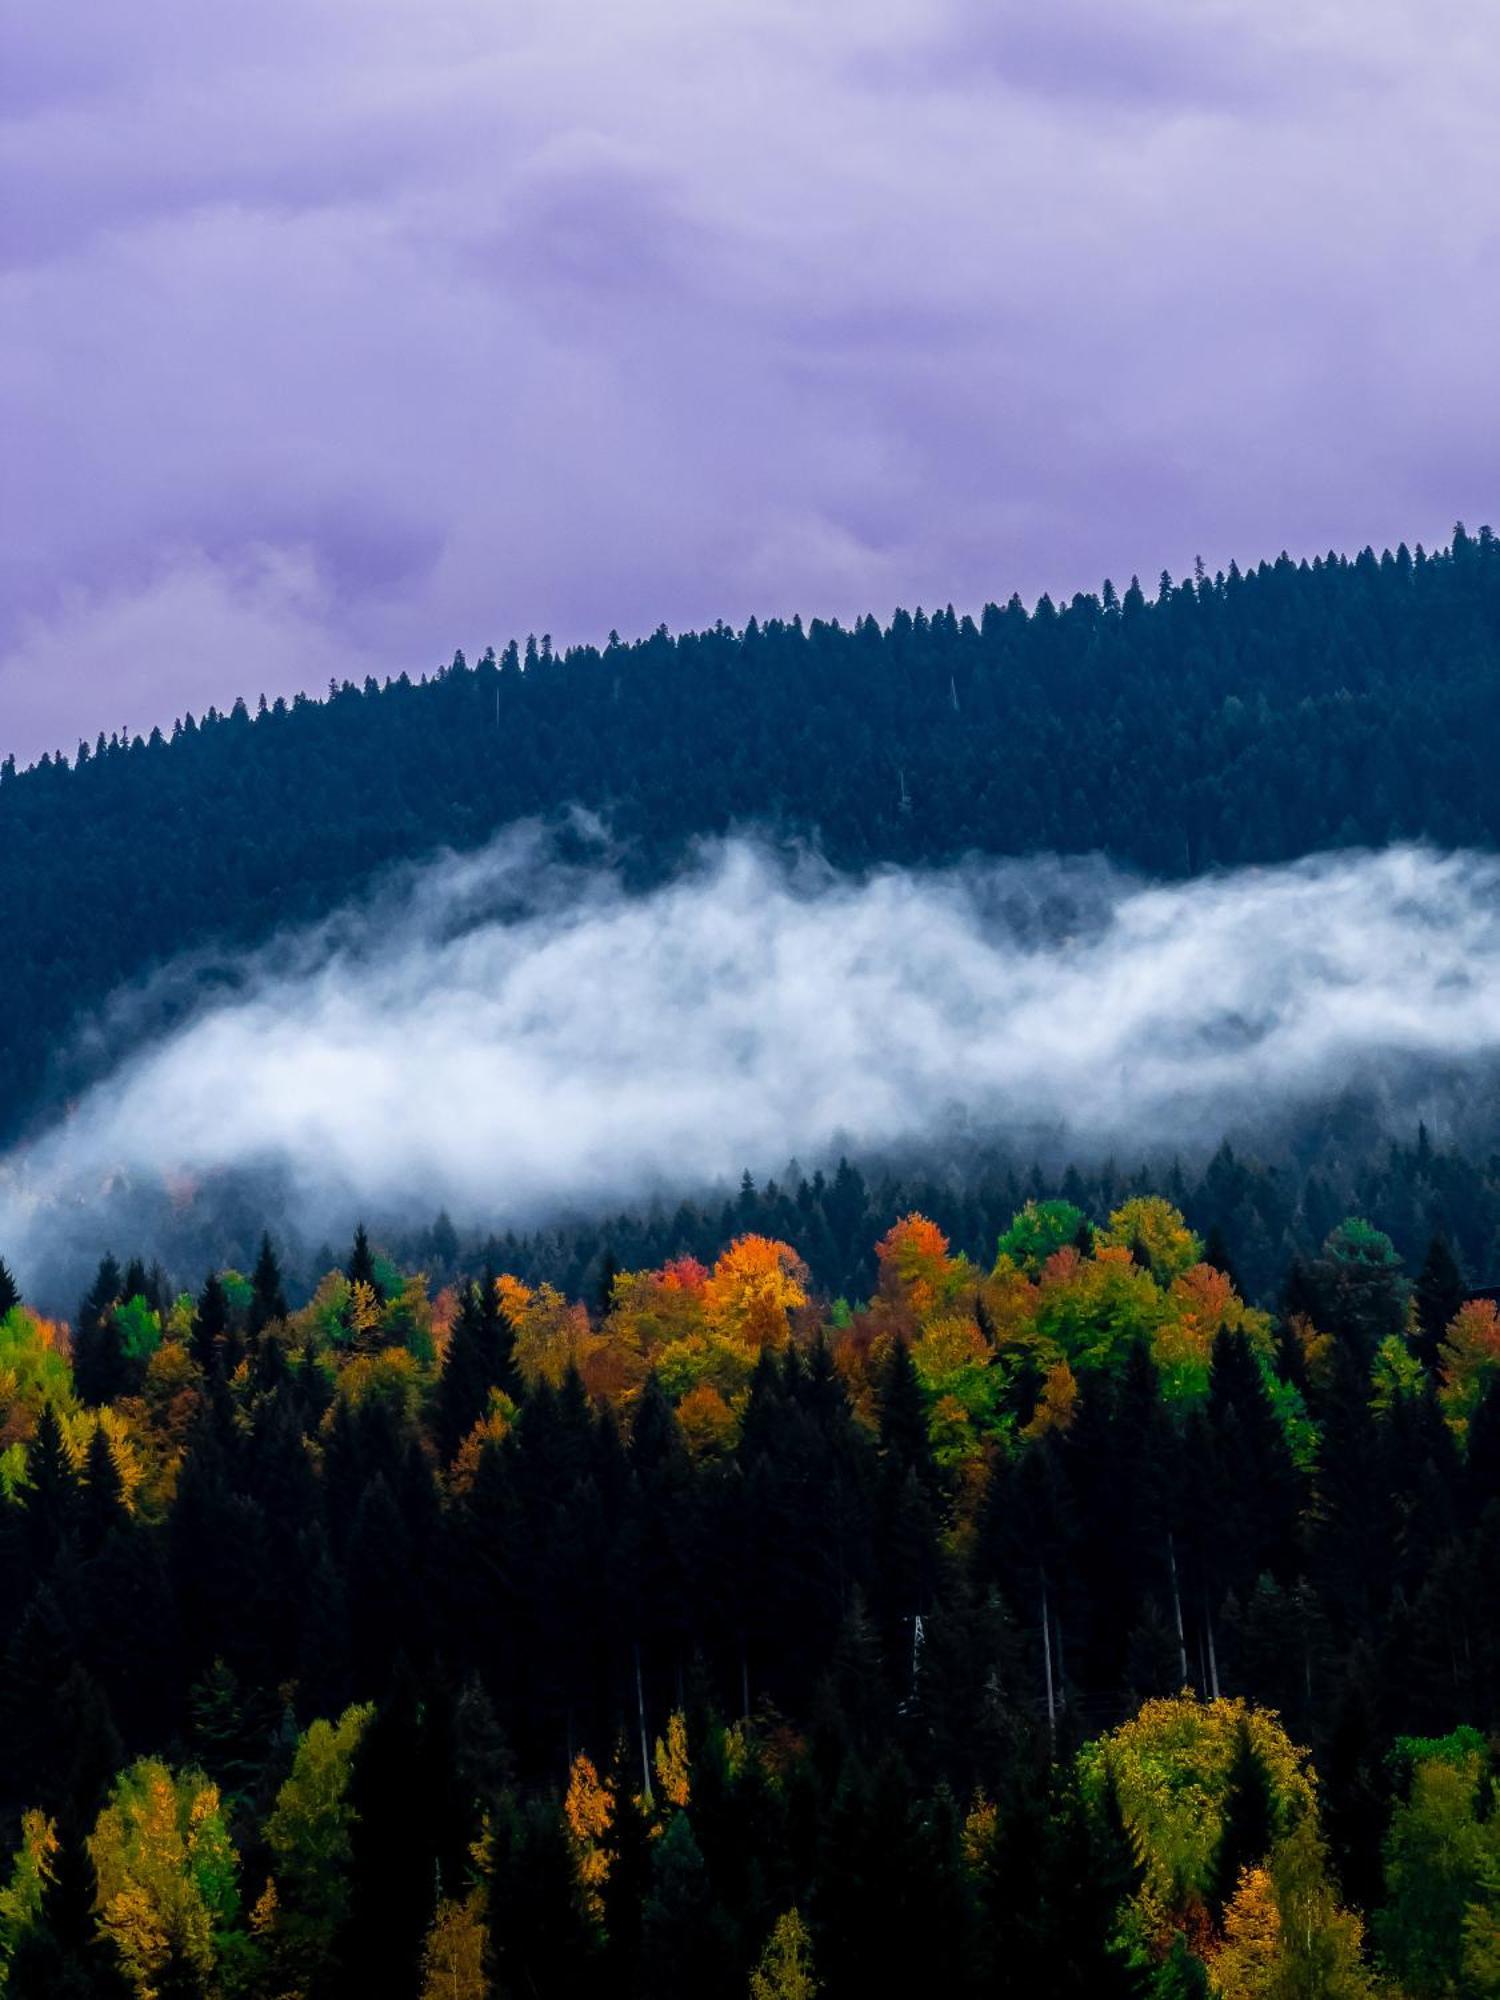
[[3, 526, 1498, 1145]]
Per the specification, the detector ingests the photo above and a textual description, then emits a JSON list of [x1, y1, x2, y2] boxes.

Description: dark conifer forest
[[3, 528, 1498, 1143], [0, 1197, 1498, 1996], [4, 529, 1500, 1996]]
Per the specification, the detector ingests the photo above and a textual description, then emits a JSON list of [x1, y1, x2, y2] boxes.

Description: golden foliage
[[653, 1712, 691, 1811], [445, 1391, 517, 1497], [750, 1907, 818, 2000], [499, 1277, 596, 1389], [961, 1795, 998, 1872], [60, 1406, 147, 1511], [676, 1380, 737, 1458], [1209, 1866, 1281, 1997], [1022, 1360, 1078, 1439], [1079, 1697, 1314, 1912], [0, 1809, 58, 1963], [330, 1346, 424, 1424], [90, 1760, 238, 2000], [420, 1888, 489, 2000], [1103, 1197, 1204, 1282], [564, 1753, 612, 1918], [701, 1237, 808, 1352]]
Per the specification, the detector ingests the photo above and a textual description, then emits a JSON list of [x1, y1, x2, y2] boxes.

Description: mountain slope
[[3, 526, 1497, 1140]]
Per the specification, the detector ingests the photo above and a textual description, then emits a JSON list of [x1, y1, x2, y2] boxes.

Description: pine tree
[[876, 1336, 937, 1497], [78, 1425, 126, 1554], [1209, 1718, 1277, 1920], [72, 1256, 127, 1407], [640, 1812, 737, 2000], [347, 1223, 384, 1304], [248, 1232, 288, 1334], [436, 1280, 503, 1461], [0, 1255, 19, 1317], [489, 1798, 598, 1997], [188, 1273, 229, 1376], [600, 1746, 653, 1992], [1414, 1234, 1465, 1373], [22, 1403, 78, 1571], [339, 1670, 443, 1996]]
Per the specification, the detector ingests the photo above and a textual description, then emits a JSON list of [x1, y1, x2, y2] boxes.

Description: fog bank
[[6, 834, 1500, 1289]]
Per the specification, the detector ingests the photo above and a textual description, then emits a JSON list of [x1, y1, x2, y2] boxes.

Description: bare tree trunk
[[1168, 1535, 1189, 1688], [1205, 1608, 1221, 1700], [1041, 1574, 1056, 1749], [1054, 1610, 1067, 1713], [634, 1643, 653, 1805]]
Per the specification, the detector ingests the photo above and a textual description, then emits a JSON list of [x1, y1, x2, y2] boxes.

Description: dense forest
[[416, 1122, 1500, 1331], [2, 526, 1499, 1144], [66, 1113, 1500, 1334], [0, 1191, 1496, 1995]]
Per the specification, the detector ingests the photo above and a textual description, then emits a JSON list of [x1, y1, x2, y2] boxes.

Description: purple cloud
[[1, 0, 1495, 767]]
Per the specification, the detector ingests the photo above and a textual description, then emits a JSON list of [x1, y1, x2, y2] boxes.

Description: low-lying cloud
[[6, 832, 1500, 1290]]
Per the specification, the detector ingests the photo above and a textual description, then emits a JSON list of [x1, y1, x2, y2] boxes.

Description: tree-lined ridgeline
[[2, 526, 1498, 1142], [0, 1194, 1496, 1994]]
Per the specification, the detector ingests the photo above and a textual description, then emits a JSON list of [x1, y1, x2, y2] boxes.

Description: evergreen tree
[[1209, 1718, 1278, 1919], [248, 1232, 288, 1334], [347, 1223, 384, 1304], [876, 1336, 937, 1497], [489, 1798, 598, 1997], [1413, 1233, 1465, 1373], [640, 1811, 738, 2000], [72, 1257, 127, 1407], [339, 1670, 443, 1997], [78, 1424, 126, 1554], [435, 1279, 504, 1461], [22, 1403, 78, 1571], [188, 1273, 229, 1377]]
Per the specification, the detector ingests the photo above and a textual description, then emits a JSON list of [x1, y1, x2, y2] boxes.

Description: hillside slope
[[3, 526, 1497, 1139]]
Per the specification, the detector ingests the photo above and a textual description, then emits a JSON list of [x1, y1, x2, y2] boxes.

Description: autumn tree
[[750, 1908, 818, 2000], [1377, 1730, 1500, 2000], [419, 1888, 489, 2000], [89, 1760, 240, 1999]]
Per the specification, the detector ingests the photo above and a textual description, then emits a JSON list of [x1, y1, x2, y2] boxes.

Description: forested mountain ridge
[[0, 1193, 1495, 1993], [2, 526, 1498, 1144]]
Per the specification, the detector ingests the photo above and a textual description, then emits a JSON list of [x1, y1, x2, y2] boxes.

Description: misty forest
[[6, 530, 1500, 2000], [4, 528, 1500, 1147]]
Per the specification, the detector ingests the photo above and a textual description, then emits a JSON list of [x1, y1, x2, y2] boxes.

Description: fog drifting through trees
[[9, 833, 1500, 1289]]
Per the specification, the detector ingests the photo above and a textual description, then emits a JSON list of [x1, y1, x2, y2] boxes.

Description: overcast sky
[[3, 0, 1496, 768]]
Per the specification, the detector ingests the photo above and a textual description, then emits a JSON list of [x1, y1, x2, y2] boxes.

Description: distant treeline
[[430, 1121, 1500, 1326], [22, 1111, 1500, 1327], [3, 525, 1499, 1141]]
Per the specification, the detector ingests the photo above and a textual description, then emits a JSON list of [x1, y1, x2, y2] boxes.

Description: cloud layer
[[4, 0, 1498, 765], [7, 834, 1500, 1287]]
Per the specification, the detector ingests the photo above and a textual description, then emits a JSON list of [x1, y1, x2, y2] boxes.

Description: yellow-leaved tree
[[701, 1237, 808, 1353], [1103, 1197, 1204, 1283], [749, 1907, 818, 2000], [1213, 1817, 1372, 1997], [89, 1760, 240, 1998], [1080, 1696, 1313, 1910], [419, 1886, 489, 2000]]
